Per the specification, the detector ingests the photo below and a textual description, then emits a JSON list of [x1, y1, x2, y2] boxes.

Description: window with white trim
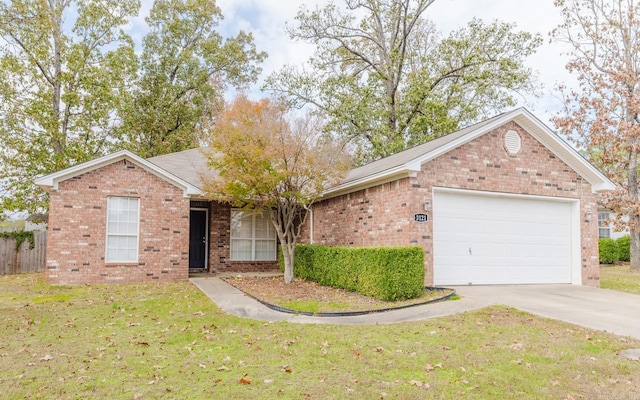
[[230, 210, 276, 261], [598, 212, 611, 239], [106, 197, 140, 263]]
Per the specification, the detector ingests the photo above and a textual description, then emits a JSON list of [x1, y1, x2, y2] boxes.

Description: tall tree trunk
[[628, 146, 640, 271], [270, 200, 310, 284], [282, 242, 295, 284], [630, 219, 640, 272]]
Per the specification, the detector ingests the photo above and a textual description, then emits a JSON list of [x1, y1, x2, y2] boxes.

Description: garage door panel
[[505, 244, 523, 257], [486, 220, 504, 235], [442, 218, 469, 233], [484, 243, 504, 257], [434, 191, 573, 285]]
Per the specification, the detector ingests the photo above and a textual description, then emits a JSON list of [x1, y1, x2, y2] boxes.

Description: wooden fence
[[0, 231, 47, 275]]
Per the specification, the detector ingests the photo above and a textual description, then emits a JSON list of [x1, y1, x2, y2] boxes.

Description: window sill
[[105, 262, 140, 267]]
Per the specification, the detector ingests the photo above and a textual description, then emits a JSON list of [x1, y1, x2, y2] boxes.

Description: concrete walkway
[[189, 276, 488, 325], [190, 277, 640, 339]]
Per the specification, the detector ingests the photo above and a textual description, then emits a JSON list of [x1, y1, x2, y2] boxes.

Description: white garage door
[[433, 190, 574, 285]]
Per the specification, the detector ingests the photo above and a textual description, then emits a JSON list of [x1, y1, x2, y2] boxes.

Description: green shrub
[[616, 235, 631, 262], [599, 238, 618, 264], [283, 244, 425, 301]]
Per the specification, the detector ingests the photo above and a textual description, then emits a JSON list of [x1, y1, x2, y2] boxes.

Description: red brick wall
[[46, 159, 190, 284], [309, 122, 600, 286], [207, 202, 280, 274], [308, 178, 422, 246]]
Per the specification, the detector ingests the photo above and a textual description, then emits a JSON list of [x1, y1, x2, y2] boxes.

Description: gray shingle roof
[[144, 114, 506, 192], [136, 107, 614, 196], [340, 113, 503, 185], [147, 147, 212, 190], [35, 108, 614, 196]]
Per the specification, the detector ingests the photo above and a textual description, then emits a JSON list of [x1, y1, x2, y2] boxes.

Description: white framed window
[[230, 209, 276, 261], [106, 197, 140, 263], [598, 212, 611, 239]]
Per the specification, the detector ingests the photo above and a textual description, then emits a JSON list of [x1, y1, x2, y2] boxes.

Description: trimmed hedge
[[284, 244, 425, 301], [616, 235, 630, 262], [599, 238, 618, 264], [598, 236, 631, 264]]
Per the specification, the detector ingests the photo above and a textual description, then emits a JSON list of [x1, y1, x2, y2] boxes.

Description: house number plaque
[[414, 213, 429, 223]]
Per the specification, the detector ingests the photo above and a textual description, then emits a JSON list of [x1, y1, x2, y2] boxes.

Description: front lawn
[[600, 264, 640, 294], [2, 273, 640, 399]]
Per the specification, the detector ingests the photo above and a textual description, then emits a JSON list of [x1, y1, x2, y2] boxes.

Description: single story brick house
[[36, 108, 614, 286], [596, 206, 630, 240]]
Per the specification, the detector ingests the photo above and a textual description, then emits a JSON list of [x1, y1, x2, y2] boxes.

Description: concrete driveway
[[453, 284, 640, 339]]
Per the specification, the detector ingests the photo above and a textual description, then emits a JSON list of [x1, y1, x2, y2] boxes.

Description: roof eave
[[511, 110, 616, 194], [34, 150, 204, 198], [321, 111, 522, 198], [592, 181, 617, 192], [322, 166, 420, 198], [323, 108, 615, 197]]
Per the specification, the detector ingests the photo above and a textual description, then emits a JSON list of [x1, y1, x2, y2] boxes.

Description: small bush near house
[[599, 238, 618, 264], [284, 244, 425, 301], [616, 235, 630, 262]]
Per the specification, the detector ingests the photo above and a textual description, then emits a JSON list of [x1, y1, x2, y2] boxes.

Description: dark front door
[[189, 209, 207, 269]]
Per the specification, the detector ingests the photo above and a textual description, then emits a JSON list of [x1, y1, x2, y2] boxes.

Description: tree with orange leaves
[[552, 0, 640, 271], [203, 95, 351, 283]]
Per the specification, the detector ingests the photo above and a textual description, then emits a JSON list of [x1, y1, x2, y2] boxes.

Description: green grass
[[32, 294, 72, 303], [278, 299, 351, 313], [600, 264, 640, 294], [2, 273, 640, 399]]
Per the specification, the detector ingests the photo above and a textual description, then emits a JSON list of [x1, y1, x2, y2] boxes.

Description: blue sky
[[134, 0, 575, 128]]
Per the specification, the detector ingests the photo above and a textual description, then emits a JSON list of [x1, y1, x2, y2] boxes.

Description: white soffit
[[512, 111, 615, 192], [34, 150, 203, 197], [325, 108, 615, 197]]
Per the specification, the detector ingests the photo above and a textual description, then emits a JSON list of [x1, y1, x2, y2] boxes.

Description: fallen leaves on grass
[[409, 380, 430, 389]]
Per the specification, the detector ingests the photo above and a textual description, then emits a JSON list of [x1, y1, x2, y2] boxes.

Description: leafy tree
[[552, 0, 640, 271], [0, 0, 267, 215], [203, 95, 351, 283], [265, 0, 542, 163], [118, 0, 267, 158], [0, 0, 139, 214]]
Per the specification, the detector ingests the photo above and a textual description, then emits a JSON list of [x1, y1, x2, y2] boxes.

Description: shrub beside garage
[[616, 236, 630, 262], [284, 244, 425, 301], [599, 236, 631, 264]]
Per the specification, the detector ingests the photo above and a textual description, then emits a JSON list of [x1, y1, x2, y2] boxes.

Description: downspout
[[309, 207, 314, 244]]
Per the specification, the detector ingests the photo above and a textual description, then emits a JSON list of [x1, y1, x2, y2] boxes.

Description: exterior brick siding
[[308, 122, 600, 287], [46, 160, 280, 284], [207, 202, 279, 274], [46, 160, 190, 284], [45, 120, 601, 285]]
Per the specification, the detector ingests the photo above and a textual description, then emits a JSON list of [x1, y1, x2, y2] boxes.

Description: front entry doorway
[[189, 209, 208, 270]]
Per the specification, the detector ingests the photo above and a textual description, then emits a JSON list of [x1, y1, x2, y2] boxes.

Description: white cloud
[[216, 0, 323, 97]]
